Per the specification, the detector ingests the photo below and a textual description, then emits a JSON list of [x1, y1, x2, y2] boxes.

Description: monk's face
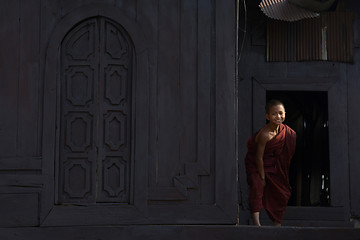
[[266, 104, 285, 125]]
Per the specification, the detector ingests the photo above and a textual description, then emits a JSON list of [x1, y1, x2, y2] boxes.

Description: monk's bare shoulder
[[255, 128, 272, 144]]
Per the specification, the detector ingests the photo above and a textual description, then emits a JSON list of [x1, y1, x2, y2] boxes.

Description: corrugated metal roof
[[259, 0, 320, 22], [266, 12, 354, 62]]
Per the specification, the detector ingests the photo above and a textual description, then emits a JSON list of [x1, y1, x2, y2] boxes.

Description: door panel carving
[[65, 66, 94, 106], [105, 65, 128, 105], [105, 20, 130, 59], [104, 112, 127, 151], [63, 158, 92, 199], [65, 112, 93, 152], [98, 156, 129, 202], [59, 17, 133, 204], [64, 20, 96, 61]]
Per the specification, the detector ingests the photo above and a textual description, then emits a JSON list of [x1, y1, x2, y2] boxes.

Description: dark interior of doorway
[[266, 91, 330, 207]]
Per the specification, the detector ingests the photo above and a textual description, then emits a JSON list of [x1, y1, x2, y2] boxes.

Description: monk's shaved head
[[265, 99, 284, 114]]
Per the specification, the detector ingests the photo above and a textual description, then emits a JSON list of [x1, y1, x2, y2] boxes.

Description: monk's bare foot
[[252, 212, 261, 226], [273, 221, 281, 226]]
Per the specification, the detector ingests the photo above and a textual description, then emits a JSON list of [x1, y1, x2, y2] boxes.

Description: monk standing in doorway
[[244, 99, 296, 226]]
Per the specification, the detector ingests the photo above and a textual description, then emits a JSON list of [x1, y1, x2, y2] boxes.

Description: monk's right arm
[[255, 134, 267, 185]]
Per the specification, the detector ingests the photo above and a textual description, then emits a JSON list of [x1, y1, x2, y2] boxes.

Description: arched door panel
[[59, 17, 133, 204]]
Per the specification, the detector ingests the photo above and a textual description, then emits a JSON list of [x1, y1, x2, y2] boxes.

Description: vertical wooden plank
[[133, 0, 151, 213], [179, 0, 197, 187], [43, 0, 62, 40], [17, 0, 41, 156], [328, 66, 350, 213], [40, 0, 61, 221], [348, 34, 360, 218], [252, 79, 266, 133], [0, 0, 19, 157], [59, 0, 85, 17], [115, 0, 137, 20], [136, 0, 158, 191], [237, 20, 255, 223], [198, 0, 214, 204], [156, 0, 181, 186], [215, 0, 237, 222]]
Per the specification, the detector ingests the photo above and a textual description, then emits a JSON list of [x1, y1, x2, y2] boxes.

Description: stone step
[[1, 225, 359, 240]]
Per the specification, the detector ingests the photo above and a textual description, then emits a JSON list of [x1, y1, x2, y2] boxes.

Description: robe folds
[[244, 124, 296, 223]]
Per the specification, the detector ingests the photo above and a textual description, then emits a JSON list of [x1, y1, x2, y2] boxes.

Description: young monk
[[244, 99, 296, 226]]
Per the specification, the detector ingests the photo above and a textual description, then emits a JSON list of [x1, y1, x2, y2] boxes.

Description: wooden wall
[[0, 0, 237, 227], [1, 0, 359, 234]]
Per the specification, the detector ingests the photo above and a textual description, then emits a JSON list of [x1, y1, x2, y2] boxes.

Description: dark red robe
[[244, 124, 296, 223]]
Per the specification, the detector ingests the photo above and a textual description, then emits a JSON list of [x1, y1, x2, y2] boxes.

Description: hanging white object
[[259, 0, 320, 22]]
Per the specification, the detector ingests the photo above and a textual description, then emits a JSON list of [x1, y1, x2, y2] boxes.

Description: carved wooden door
[[58, 17, 133, 204]]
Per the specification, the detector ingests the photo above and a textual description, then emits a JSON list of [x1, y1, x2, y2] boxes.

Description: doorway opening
[[266, 91, 330, 207]]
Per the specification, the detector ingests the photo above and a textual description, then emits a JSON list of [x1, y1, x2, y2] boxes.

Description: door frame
[[239, 75, 350, 225]]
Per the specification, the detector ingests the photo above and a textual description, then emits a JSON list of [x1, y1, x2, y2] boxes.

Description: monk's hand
[[260, 176, 266, 187]]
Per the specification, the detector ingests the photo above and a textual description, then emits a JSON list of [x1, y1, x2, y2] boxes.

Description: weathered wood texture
[[0, 0, 237, 227], [0, 0, 41, 168]]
